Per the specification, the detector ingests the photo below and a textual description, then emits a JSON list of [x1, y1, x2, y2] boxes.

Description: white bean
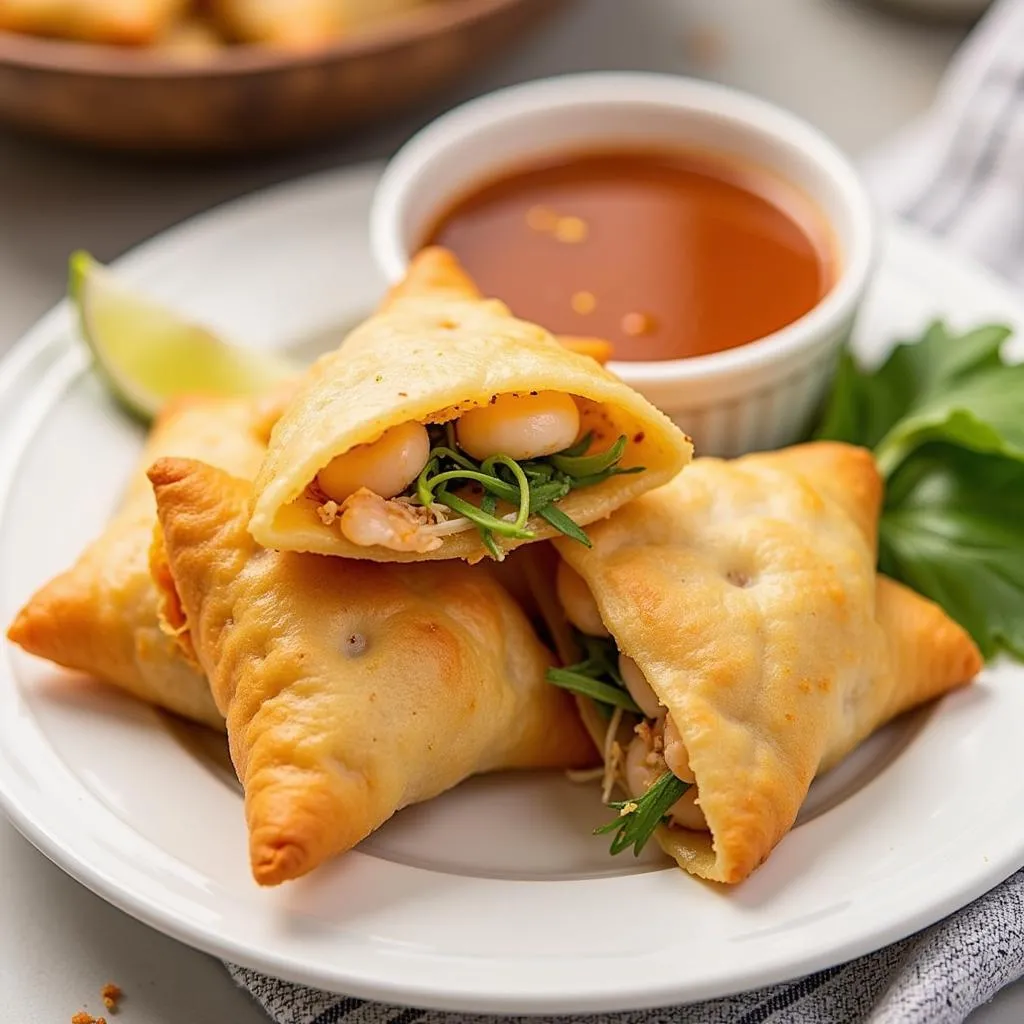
[[456, 391, 580, 461], [317, 421, 430, 503], [556, 560, 608, 637], [618, 654, 662, 720], [662, 714, 695, 784], [624, 734, 655, 798], [626, 730, 707, 832], [667, 787, 708, 831]]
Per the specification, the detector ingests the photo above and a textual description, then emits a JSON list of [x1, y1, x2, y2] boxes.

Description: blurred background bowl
[[0, 0, 563, 156]]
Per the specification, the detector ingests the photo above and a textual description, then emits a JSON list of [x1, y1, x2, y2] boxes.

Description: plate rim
[[1, 162, 1023, 1014]]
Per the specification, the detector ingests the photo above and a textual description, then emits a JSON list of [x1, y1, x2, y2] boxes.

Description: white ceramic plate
[[1, 164, 1022, 1016]]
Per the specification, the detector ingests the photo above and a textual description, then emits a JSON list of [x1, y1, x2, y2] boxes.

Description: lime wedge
[[70, 251, 296, 422]]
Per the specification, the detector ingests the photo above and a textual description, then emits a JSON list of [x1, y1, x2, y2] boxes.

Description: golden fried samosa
[[157, 15, 223, 59], [249, 248, 692, 564], [7, 393, 282, 729], [149, 457, 596, 885], [550, 443, 982, 884], [210, 0, 428, 46], [0, 0, 188, 44]]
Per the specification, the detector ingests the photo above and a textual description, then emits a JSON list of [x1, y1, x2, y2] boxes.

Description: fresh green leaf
[[576, 632, 624, 680], [480, 454, 532, 531], [816, 321, 1013, 465], [479, 492, 501, 561], [596, 771, 690, 857], [898, 321, 1009, 385], [528, 478, 573, 511], [555, 432, 595, 459], [408, 430, 618, 555], [874, 364, 1024, 474], [422, 466, 520, 504], [522, 461, 556, 482], [537, 504, 592, 547], [814, 348, 874, 446], [545, 632, 637, 711], [546, 667, 641, 711], [550, 434, 628, 477], [813, 319, 1024, 662], [434, 491, 534, 539], [880, 444, 1024, 660], [415, 455, 441, 509]]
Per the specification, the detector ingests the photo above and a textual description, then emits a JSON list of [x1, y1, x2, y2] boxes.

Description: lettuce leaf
[[817, 322, 1015, 469], [880, 445, 1024, 660], [815, 321, 1024, 660]]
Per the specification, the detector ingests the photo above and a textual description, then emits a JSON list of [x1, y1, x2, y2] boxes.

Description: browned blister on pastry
[[149, 457, 596, 885], [555, 443, 982, 884]]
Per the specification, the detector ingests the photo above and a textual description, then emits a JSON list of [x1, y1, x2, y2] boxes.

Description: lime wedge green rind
[[69, 250, 297, 423]]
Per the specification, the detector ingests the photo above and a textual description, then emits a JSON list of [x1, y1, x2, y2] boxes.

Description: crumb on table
[[71, 1013, 106, 1024], [102, 982, 123, 1012]]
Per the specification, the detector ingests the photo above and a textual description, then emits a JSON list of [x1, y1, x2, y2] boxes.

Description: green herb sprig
[[595, 771, 691, 856], [546, 633, 689, 856], [545, 633, 640, 712], [413, 429, 642, 556], [815, 320, 1024, 659]]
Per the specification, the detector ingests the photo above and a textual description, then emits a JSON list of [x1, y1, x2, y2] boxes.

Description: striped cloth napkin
[[226, 863, 1024, 1024], [865, 0, 1024, 285], [228, 2, 1024, 1019]]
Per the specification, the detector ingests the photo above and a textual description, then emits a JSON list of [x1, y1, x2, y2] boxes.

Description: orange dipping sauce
[[425, 150, 837, 362]]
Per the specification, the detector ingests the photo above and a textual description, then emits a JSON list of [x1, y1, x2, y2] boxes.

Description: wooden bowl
[[0, 0, 563, 155]]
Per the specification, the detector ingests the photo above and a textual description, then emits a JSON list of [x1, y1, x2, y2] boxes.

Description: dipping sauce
[[425, 150, 837, 362]]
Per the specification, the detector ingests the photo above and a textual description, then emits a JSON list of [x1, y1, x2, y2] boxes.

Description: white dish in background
[[371, 73, 877, 457], [0, 164, 1022, 1015]]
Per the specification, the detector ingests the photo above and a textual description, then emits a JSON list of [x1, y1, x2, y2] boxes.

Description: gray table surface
[[2, 1, 1022, 1021]]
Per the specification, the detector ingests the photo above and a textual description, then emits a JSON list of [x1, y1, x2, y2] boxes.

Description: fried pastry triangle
[[249, 248, 691, 562], [380, 246, 482, 308], [150, 457, 595, 884], [7, 394, 283, 728], [557, 443, 982, 883]]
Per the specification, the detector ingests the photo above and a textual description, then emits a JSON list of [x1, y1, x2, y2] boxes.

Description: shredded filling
[[309, 416, 642, 560], [546, 630, 700, 855]]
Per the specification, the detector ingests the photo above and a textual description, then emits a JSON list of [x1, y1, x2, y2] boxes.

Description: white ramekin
[[370, 73, 877, 458]]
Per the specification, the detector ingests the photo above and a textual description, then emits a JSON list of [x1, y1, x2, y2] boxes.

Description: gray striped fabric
[[228, 2, 1024, 1019], [226, 865, 1024, 1024], [865, 0, 1024, 284]]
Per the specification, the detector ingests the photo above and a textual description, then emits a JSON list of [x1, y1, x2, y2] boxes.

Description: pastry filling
[[308, 391, 642, 559], [547, 560, 707, 855]]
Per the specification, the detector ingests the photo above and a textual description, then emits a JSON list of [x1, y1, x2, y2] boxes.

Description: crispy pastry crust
[[249, 248, 693, 562], [6, 393, 285, 729], [150, 457, 596, 885], [559, 443, 982, 884]]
